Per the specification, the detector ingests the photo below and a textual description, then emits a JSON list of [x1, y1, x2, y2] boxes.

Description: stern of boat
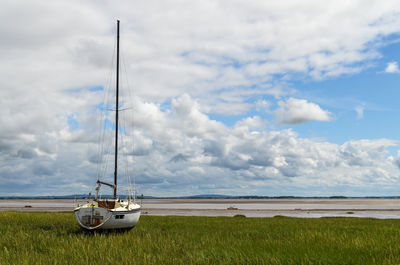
[[74, 200, 141, 230]]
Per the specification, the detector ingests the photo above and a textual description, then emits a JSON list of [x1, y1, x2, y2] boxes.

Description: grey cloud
[[394, 156, 400, 170], [135, 172, 164, 185], [203, 140, 225, 157], [169, 154, 189, 163], [278, 167, 301, 178], [16, 149, 36, 159], [33, 164, 53, 176], [249, 155, 274, 167], [0, 141, 13, 153], [212, 155, 250, 171], [88, 154, 99, 164]]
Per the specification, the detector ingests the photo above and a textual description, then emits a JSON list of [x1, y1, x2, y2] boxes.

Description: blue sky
[[209, 39, 400, 146], [2, 0, 400, 196], [293, 42, 400, 144]]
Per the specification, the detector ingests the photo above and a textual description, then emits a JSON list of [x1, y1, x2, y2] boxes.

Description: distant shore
[[1, 198, 400, 218]]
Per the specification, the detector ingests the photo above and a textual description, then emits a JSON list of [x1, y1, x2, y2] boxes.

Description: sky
[[2, 0, 400, 197]]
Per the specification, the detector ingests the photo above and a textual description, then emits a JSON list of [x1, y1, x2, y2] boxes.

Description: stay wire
[[120, 44, 137, 198], [95, 36, 117, 182]]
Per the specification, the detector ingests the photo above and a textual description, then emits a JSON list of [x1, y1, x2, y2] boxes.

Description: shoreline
[[1, 198, 400, 218]]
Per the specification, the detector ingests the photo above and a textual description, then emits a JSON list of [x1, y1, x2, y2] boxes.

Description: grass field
[[1, 212, 400, 264]]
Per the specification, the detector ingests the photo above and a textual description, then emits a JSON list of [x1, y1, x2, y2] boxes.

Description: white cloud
[[1, 0, 400, 196], [0, 93, 399, 196], [274, 98, 331, 124], [385, 61, 400, 73], [355, 105, 365, 120], [255, 100, 272, 113]]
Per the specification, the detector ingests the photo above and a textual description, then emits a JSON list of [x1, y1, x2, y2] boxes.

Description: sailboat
[[74, 20, 141, 230]]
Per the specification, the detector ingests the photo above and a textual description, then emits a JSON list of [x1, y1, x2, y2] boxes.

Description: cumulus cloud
[[1, 0, 400, 196], [2, 0, 398, 113], [1, 93, 399, 196], [234, 116, 266, 130], [385, 61, 400, 73], [274, 98, 331, 124]]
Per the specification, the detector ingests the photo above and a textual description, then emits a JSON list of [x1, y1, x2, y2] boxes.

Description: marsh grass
[[1, 212, 400, 264]]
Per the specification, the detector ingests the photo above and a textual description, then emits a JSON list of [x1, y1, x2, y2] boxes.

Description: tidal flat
[[1, 212, 400, 264], [2, 198, 400, 218]]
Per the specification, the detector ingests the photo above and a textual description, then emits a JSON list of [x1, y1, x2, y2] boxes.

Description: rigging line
[[102, 52, 117, 155], [101, 136, 113, 193], [117, 93, 133, 200], [100, 45, 118, 186], [119, 110, 127, 169], [118, 34, 137, 200], [100, 114, 115, 188], [99, 111, 112, 182], [120, 46, 136, 190], [96, 97, 110, 180], [96, 37, 117, 181], [98, 38, 116, 155], [122, 113, 132, 199], [121, 48, 135, 130], [96, 104, 110, 181], [120, 123, 129, 199], [102, 140, 110, 179]]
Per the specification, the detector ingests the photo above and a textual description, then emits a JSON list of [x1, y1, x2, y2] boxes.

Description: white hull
[[74, 200, 141, 230]]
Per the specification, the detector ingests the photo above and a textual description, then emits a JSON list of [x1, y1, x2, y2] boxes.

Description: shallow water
[[1, 198, 400, 218]]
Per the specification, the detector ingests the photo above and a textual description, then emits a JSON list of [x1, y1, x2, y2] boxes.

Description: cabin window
[[115, 215, 125, 219]]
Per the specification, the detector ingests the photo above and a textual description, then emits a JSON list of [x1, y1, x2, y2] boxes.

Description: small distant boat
[[74, 20, 141, 230]]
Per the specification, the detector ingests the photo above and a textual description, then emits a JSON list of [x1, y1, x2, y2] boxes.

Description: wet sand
[[1, 198, 400, 218]]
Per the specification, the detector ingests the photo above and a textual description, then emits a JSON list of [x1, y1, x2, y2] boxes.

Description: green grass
[[1, 212, 400, 264]]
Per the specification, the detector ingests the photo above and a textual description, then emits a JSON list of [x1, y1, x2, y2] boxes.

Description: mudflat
[[1, 198, 400, 218]]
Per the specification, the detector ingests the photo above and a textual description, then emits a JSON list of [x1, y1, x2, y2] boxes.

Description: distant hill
[[1, 194, 400, 199]]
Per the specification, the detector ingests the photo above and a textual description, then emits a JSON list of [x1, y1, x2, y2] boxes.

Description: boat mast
[[114, 20, 120, 199]]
